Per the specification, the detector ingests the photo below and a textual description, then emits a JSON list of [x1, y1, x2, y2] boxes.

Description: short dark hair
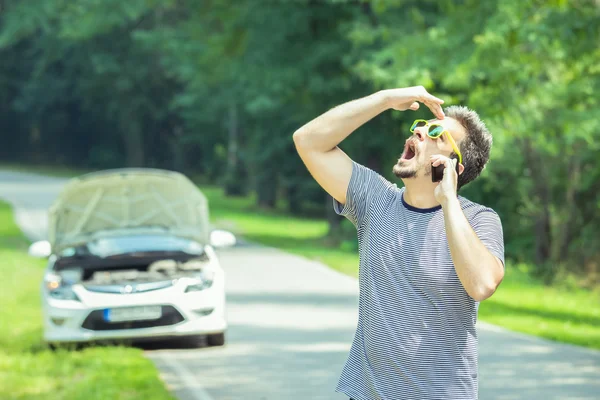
[[445, 105, 493, 191]]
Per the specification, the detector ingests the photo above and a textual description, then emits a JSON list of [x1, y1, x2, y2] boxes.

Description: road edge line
[[157, 353, 216, 400]]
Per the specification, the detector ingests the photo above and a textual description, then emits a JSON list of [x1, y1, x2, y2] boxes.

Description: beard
[[393, 163, 417, 178], [393, 159, 419, 179], [393, 158, 434, 179]]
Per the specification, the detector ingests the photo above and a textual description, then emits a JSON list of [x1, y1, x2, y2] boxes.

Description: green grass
[[478, 265, 600, 349], [0, 202, 174, 400], [202, 185, 600, 351]]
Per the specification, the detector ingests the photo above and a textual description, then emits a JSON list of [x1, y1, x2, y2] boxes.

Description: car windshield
[[86, 235, 205, 258]]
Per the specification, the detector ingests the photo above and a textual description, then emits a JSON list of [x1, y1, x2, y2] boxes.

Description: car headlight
[[49, 287, 81, 301], [184, 270, 215, 293], [45, 272, 81, 301]]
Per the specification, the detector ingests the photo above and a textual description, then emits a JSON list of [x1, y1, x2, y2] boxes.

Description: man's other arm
[[293, 87, 445, 205]]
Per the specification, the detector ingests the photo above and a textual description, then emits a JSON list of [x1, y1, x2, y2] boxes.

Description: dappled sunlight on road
[[478, 321, 600, 399]]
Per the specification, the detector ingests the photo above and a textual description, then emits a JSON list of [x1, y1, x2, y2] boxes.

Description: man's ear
[[457, 161, 465, 176]]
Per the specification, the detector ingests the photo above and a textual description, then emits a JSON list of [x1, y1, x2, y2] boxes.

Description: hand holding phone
[[431, 155, 460, 183]]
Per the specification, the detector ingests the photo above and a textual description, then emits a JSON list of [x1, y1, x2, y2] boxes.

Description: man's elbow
[[292, 132, 306, 156], [293, 129, 308, 147], [293, 131, 310, 157], [471, 269, 504, 302], [471, 285, 497, 302]]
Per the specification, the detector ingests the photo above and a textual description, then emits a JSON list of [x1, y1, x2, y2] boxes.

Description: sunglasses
[[410, 119, 463, 165]]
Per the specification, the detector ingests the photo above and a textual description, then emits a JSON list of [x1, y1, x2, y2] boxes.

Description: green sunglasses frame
[[410, 119, 463, 165]]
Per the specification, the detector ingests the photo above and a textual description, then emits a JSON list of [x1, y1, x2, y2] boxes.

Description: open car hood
[[48, 168, 209, 253]]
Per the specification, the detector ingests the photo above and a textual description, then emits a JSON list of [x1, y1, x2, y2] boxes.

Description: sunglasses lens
[[428, 125, 444, 138], [411, 120, 427, 131]]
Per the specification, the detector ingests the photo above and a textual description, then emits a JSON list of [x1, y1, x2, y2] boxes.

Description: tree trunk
[[584, 256, 599, 286], [169, 126, 185, 172], [227, 101, 238, 173], [224, 101, 249, 196], [534, 204, 552, 266], [287, 182, 302, 214], [224, 100, 245, 196], [123, 119, 144, 167], [557, 156, 581, 263], [325, 194, 342, 247], [256, 167, 277, 208], [522, 138, 552, 266]]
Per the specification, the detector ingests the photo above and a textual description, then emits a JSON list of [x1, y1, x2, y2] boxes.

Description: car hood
[[48, 168, 210, 253]]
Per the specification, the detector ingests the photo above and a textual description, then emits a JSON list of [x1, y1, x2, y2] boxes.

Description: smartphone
[[432, 155, 460, 183]]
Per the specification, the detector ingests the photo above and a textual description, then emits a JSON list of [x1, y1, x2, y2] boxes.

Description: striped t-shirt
[[333, 161, 505, 400]]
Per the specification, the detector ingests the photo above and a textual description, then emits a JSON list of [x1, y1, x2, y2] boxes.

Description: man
[[292, 86, 505, 400]]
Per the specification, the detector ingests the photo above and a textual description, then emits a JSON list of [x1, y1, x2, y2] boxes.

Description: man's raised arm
[[292, 87, 445, 205]]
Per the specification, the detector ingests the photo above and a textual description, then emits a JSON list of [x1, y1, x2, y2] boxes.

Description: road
[[0, 169, 599, 400]]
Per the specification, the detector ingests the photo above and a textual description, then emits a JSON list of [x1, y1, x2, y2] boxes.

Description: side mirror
[[210, 230, 237, 249], [28, 240, 52, 258]]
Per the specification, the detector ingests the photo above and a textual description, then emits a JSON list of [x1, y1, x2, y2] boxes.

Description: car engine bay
[[53, 252, 212, 287]]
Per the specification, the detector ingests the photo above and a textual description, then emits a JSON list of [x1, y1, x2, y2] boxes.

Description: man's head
[[393, 105, 492, 191]]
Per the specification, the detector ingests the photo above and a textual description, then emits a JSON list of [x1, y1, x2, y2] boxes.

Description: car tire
[[207, 333, 225, 346]]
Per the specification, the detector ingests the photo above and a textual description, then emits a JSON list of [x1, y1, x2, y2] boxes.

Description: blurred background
[[0, 0, 599, 399], [2, 0, 599, 284]]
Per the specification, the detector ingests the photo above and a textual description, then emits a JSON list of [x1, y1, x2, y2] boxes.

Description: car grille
[[81, 305, 185, 331], [83, 280, 174, 294]]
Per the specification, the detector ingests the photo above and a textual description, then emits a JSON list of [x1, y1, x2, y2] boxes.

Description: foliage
[[0, 0, 599, 281]]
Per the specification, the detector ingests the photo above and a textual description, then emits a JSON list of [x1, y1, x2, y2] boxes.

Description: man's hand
[[381, 86, 445, 120], [432, 154, 460, 206]]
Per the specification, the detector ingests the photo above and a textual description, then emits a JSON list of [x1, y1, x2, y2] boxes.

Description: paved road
[[1, 169, 599, 400]]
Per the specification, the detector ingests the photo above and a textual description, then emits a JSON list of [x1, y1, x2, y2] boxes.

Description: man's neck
[[401, 180, 441, 209]]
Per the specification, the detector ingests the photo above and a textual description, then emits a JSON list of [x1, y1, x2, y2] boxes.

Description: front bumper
[[42, 284, 226, 344]]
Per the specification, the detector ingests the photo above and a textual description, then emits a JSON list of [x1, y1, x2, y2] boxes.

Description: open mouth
[[401, 141, 416, 161]]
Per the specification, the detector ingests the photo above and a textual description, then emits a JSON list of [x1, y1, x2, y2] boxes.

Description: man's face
[[393, 117, 466, 180]]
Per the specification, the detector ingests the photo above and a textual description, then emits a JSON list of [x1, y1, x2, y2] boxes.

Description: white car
[[28, 168, 235, 347]]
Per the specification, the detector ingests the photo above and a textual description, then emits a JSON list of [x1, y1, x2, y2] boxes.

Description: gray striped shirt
[[333, 161, 505, 400]]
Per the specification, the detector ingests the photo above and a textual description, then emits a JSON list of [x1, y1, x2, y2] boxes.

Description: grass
[[202, 185, 600, 351], [4, 164, 600, 350], [0, 202, 174, 400], [477, 265, 600, 349]]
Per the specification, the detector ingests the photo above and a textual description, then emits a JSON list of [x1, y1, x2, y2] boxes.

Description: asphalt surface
[[0, 169, 599, 400]]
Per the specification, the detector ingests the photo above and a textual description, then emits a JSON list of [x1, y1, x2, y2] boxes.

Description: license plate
[[104, 306, 162, 323]]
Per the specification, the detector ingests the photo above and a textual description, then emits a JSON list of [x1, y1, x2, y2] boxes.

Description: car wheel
[[207, 333, 225, 346]]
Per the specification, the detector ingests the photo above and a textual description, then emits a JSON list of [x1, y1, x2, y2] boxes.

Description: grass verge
[[0, 202, 174, 400], [203, 185, 600, 351]]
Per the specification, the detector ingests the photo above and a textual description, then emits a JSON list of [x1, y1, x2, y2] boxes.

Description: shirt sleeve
[[332, 161, 397, 229], [471, 209, 505, 268]]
